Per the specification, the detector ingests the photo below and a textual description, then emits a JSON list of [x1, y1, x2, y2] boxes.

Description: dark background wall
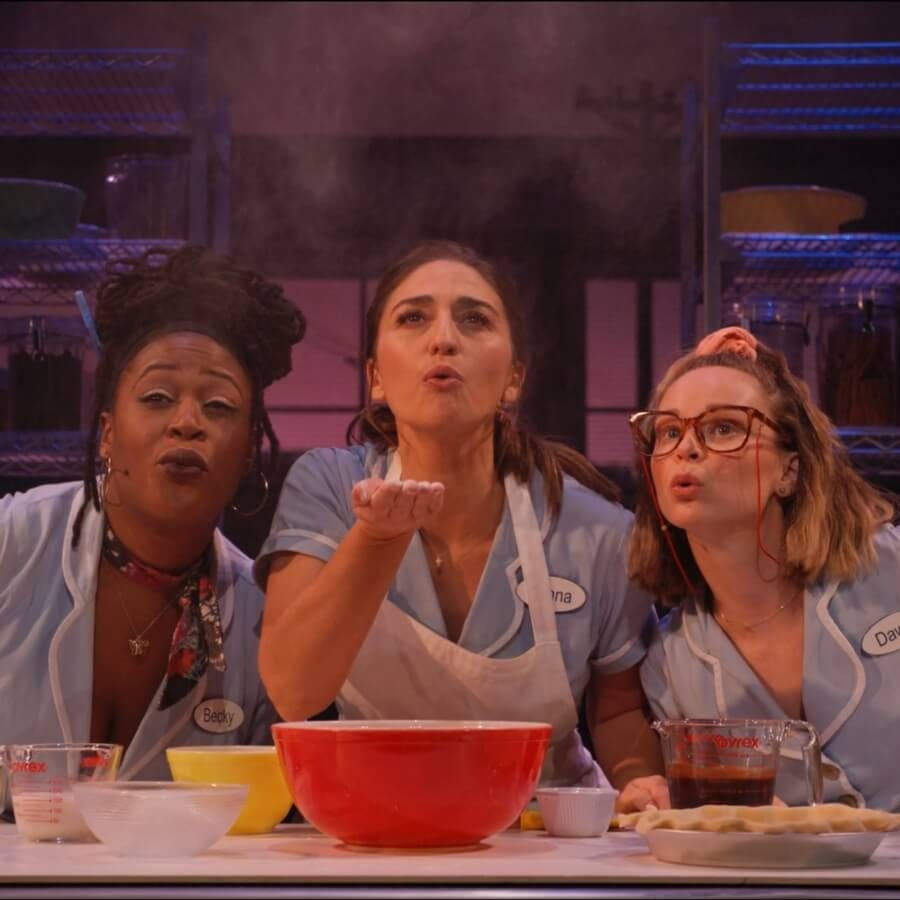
[[4, 2, 900, 517]]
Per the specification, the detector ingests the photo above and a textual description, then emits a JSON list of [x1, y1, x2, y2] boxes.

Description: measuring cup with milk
[[4, 743, 122, 842]]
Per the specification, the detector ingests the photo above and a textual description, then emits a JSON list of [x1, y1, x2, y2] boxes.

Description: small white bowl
[[536, 786, 619, 838], [71, 781, 248, 857]]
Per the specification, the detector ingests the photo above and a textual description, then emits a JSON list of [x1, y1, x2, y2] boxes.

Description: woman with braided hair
[[0, 245, 305, 781]]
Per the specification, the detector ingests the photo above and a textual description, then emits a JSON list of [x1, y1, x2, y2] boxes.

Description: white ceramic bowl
[[71, 781, 248, 857], [536, 786, 619, 838]]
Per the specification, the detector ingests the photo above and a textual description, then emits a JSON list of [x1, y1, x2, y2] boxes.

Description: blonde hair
[[628, 344, 895, 605]]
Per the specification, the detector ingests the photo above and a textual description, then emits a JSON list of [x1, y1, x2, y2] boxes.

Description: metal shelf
[[686, 30, 900, 479], [721, 233, 900, 299], [0, 49, 190, 137], [0, 238, 184, 303], [721, 42, 900, 135], [0, 430, 86, 479], [838, 427, 900, 479]]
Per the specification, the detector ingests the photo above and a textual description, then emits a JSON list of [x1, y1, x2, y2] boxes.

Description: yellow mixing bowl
[[166, 746, 293, 835]]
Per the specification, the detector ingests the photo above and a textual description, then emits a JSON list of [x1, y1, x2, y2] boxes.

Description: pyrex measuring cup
[[652, 718, 822, 808], [4, 743, 122, 842]]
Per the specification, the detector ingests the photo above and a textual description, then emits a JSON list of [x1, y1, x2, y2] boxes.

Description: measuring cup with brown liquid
[[652, 718, 823, 808]]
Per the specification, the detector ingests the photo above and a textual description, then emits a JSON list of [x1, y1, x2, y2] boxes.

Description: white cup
[[536, 786, 619, 838]]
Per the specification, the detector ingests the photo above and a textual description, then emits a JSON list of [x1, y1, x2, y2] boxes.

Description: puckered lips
[[669, 471, 702, 500], [423, 364, 463, 390], [158, 447, 208, 481]]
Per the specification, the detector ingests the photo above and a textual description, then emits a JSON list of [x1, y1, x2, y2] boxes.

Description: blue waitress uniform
[[641, 526, 900, 811], [0, 482, 278, 783]]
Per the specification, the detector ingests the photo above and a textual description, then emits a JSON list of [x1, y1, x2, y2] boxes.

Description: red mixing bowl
[[273, 720, 551, 848]]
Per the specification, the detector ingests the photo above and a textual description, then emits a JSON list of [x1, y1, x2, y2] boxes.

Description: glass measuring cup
[[652, 718, 822, 808], [4, 743, 122, 842]]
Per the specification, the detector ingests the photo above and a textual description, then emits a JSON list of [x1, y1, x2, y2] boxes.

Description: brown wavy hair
[[346, 240, 619, 518], [628, 342, 895, 605]]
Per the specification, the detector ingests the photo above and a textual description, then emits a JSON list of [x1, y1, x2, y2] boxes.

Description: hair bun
[[695, 326, 758, 361]]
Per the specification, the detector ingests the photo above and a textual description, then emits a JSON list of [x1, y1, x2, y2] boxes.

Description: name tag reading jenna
[[193, 698, 244, 733], [861, 612, 900, 657], [517, 577, 586, 613]]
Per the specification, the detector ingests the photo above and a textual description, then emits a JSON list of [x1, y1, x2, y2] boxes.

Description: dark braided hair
[[72, 245, 306, 546], [346, 240, 620, 518]]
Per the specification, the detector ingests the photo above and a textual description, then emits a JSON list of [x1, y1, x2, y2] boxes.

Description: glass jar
[[817, 286, 899, 427], [723, 295, 808, 379], [0, 317, 88, 431]]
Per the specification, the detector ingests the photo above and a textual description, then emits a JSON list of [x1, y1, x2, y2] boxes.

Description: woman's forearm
[[259, 523, 414, 719], [591, 706, 664, 789]]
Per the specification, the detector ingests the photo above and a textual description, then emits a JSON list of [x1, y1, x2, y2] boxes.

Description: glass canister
[[723, 295, 808, 379], [817, 286, 899, 427], [0, 317, 87, 431]]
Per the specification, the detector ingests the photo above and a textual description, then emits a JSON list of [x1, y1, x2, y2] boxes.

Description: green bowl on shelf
[[0, 178, 85, 239]]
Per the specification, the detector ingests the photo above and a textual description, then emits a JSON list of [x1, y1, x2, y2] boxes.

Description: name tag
[[861, 612, 900, 657], [193, 698, 244, 733], [517, 576, 587, 613]]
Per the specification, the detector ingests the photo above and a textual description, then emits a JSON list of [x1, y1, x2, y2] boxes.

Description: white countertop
[[2, 823, 900, 893]]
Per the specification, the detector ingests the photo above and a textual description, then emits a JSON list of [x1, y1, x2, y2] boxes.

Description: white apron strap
[[503, 473, 558, 644]]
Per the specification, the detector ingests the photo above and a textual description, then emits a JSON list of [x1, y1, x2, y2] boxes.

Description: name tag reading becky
[[517, 576, 586, 613], [193, 698, 244, 733]]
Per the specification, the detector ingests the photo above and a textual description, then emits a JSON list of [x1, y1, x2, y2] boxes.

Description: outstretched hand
[[351, 478, 445, 541]]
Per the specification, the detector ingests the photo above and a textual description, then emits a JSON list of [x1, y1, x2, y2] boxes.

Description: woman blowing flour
[[257, 241, 666, 812]]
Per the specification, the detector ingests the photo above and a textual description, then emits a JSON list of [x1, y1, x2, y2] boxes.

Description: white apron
[[336, 454, 609, 787]]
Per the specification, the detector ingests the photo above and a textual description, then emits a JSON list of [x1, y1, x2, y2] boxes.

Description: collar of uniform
[[805, 577, 865, 746], [681, 581, 864, 747], [61, 486, 235, 636], [680, 591, 794, 720]]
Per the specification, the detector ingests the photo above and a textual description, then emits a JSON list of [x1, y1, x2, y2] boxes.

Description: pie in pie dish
[[614, 803, 900, 835]]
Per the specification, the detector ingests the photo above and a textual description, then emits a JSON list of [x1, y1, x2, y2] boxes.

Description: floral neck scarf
[[101, 526, 226, 710]]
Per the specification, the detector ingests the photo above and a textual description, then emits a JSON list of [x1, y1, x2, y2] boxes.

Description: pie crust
[[614, 803, 900, 835]]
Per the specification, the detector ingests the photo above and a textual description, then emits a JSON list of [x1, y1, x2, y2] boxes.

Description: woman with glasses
[[629, 326, 898, 810], [257, 241, 667, 811]]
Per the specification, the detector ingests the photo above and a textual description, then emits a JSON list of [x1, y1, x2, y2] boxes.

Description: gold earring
[[99, 456, 121, 508]]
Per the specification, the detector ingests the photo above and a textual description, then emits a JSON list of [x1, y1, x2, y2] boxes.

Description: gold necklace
[[419, 530, 445, 573], [119, 593, 175, 657], [714, 586, 803, 632]]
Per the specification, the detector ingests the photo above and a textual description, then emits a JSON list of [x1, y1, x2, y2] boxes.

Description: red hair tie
[[695, 326, 758, 361]]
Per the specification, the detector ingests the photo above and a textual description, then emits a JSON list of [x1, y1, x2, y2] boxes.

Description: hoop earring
[[230, 470, 270, 517], [99, 456, 121, 508]]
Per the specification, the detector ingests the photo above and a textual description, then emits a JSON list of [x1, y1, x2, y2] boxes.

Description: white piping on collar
[[681, 600, 729, 717], [814, 580, 866, 745], [52, 487, 103, 742], [118, 673, 209, 781]]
